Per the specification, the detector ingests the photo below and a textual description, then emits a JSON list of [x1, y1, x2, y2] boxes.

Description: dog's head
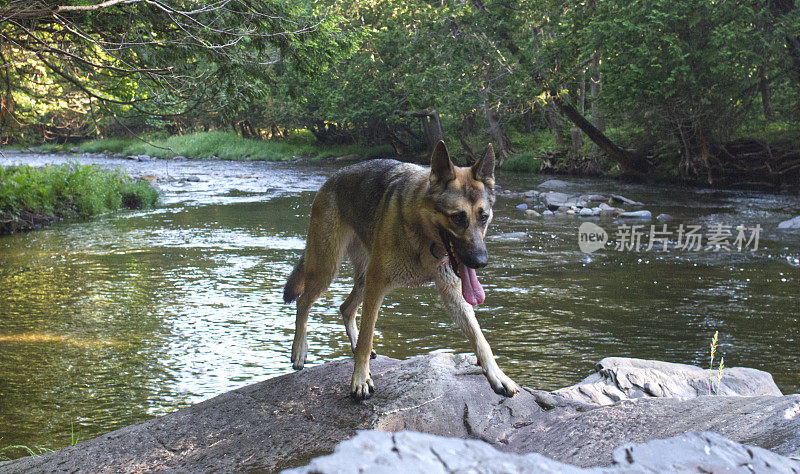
[[426, 141, 495, 305]]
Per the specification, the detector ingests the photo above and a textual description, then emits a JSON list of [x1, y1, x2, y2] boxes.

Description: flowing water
[[1, 151, 798, 452]]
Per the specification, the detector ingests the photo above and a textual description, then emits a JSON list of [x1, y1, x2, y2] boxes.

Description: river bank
[[18, 128, 800, 192], [0, 161, 159, 235], [1, 353, 797, 472]]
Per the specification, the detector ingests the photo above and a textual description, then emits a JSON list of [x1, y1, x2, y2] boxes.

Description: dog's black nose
[[463, 249, 488, 269]]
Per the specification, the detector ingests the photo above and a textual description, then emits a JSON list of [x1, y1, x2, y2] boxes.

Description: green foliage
[[72, 132, 392, 161], [0, 164, 159, 221], [501, 152, 541, 173]]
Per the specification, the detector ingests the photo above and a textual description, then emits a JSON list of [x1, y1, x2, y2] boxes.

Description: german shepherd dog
[[283, 141, 520, 400]]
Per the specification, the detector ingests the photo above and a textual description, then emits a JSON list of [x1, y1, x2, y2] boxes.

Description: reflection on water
[[0, 152, 799, 451]]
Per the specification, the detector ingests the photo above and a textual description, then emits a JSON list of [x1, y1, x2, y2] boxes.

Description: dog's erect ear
[[471, 143, 496, 186], [430, 140, 455, 185]]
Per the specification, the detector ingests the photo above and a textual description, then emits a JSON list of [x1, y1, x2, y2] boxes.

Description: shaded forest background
[[1, 0, 799, 187]]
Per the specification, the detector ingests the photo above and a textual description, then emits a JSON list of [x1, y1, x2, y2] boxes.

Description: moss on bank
[[0, 163, 159, 234], [41, 131, 394, 161]]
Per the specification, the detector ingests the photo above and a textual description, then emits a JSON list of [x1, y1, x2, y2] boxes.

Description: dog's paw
[[350, 372, 375, 401], [488, 371, 520, 398], [291, 339, 308, 371]]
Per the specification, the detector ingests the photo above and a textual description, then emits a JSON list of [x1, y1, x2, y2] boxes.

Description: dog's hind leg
[[433, 264, 520, 397], [291, 194, 351, 370], [339, 238, 377, 359]]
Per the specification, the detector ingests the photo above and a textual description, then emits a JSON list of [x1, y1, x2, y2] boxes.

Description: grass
[[0, 444, 50, 462], [709, 331, 725, 395], [0, 163, 159, 234], [51, 130, 394, 161]]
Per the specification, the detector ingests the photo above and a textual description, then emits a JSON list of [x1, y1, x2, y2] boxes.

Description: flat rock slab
[[0, 354, 540, 473], [288, 430, 800, 474]]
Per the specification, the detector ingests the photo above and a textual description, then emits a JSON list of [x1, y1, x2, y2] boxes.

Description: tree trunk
[[758, 67, 775, 120], [552, 97, 649, 174], [401, 109, 444, 157], [544, 100, 566, 147], [589, 59, 605, 132], [570, 128, 583, 156], [482, 103, 513, 166], [579, 70, 586, 115], [523, 105, 535, 134]]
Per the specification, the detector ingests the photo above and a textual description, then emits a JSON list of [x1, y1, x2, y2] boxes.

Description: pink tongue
[[458, 262, 485, 306]]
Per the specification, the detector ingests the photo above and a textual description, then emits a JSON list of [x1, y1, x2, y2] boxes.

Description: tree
[[0, 0, 351, 141]]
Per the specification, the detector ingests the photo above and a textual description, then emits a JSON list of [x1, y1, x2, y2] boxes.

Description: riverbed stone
[[525, 209, 541, 218], [537, 179, 573, 190], [543, 191, 571, 209], [656, 213, 674, 222], [778, 215, 800, 229], [515, 203, 528, 211], [579, 207, 599, 217], [287, 430, 800, 474], [4, 354, 799, 473]]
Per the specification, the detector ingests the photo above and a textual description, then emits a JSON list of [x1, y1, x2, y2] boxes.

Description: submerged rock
[[537, 179, 573, 190], [778, 215, 800, 229], [619, 210, 652, 220], [609, 194, 644, 206], [656, 213, 674, 222], [515, 203, 528, 211]]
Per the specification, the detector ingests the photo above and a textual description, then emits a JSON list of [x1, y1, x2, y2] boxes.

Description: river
[[1, 150, 798, 452]]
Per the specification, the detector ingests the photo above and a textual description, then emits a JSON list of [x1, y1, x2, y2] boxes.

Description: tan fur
[[285, 141, 520, 400]]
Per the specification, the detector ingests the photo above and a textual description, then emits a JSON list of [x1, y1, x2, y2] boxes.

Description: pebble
[[515, 203, 528, 211]]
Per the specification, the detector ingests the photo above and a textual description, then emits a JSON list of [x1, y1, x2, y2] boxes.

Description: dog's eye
[[450, 211, 468, 227]]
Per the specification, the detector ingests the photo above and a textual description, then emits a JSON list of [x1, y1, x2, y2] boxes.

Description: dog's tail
[[283, 253, 306, 304]]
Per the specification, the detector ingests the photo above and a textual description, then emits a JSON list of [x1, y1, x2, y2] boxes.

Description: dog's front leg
[[350, 270, 386, 400], [434, 265, 520, 397]]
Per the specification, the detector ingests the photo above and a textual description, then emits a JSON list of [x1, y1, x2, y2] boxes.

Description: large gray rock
[[287, 430, 800, 474], [0, 354, 540, 473], [544, 191, 572, 210], [550, 357, 782, 406], [3, 354, 799, 473]]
